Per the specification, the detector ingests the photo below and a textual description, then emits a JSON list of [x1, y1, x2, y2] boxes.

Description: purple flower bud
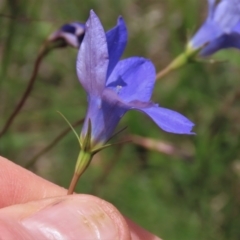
[[48, 22, 85, 48]]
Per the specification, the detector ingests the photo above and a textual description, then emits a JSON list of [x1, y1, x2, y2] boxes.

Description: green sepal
[[91, 139, 130, 155], [57, 111, 81, 147], [75, 149, 93, 176], [81, 119, 92, 151]]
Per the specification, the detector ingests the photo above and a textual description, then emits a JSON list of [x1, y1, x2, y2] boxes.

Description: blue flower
[[189, 0, 240, 56], [77, 10, 194, 149], [48, 22, 85, 48]]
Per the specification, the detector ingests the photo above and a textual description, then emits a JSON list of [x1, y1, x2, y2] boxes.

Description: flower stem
[[155, 65, 172, 80], [0, 41, 49, 138], [67, 150, 93, 195], [156, 46, 198, 81], [67, 172, 81, 195]]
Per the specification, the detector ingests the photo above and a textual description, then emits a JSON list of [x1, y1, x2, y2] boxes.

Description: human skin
[[0, 156, 161, 240]]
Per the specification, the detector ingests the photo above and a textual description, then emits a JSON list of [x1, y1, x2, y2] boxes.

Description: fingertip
[[0, 194, 131, 240], [0, 156, 65, 208]]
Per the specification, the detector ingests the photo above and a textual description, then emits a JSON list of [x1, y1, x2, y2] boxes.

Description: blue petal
[[81, 91, 127, 147], [76, 10, 109, 96], [106, 17, 128, 79], [200, 32, 240, 56], [190, 20, 222, 50], [190, 0, 240, 50], [233, 22, 240, 33], [106, 57, 155, 102], [213, 0, 240, 33], [130, 103, 195, 135], [207, 0, 216, 19], [98, 89, 195, 135]]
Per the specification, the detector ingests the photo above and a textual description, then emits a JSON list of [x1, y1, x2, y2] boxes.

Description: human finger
[[0, 156, 65, 208], [0, 194, 131, 240]]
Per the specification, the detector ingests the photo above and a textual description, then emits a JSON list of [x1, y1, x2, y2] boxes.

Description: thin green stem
[[155, 65, 172, 80], [155, 47, 198, 81], [25, 118, 84, 169], [57, 111, 81, 146]]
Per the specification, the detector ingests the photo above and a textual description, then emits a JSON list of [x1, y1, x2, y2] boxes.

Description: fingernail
[[21, 196, 122, 240]]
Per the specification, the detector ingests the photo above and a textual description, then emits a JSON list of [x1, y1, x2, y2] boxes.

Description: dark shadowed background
[[1, 0, 240, 239]]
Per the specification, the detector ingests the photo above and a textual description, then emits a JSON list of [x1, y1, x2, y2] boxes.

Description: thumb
[[0, 194, 131, 240]]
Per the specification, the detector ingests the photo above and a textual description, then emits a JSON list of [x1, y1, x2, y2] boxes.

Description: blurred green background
[[1, 0, 240, 239]]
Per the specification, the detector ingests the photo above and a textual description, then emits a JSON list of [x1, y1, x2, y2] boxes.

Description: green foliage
[[1, 0, 240, 239]]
